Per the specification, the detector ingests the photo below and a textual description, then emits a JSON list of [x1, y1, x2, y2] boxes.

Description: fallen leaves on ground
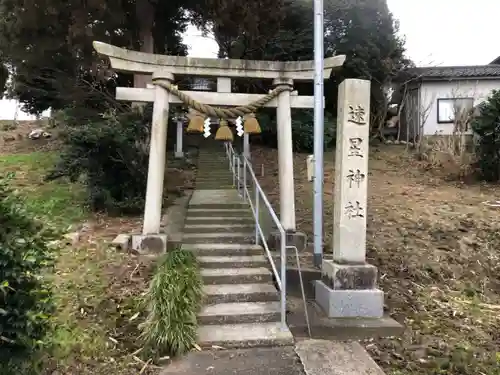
[[252, 144, 500, 375]]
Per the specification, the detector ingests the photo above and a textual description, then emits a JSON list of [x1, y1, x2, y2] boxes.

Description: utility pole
[[312, 0, 324, 268]]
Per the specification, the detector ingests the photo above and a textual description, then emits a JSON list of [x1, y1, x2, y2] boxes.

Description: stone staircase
[[182, 146, 293, 348]]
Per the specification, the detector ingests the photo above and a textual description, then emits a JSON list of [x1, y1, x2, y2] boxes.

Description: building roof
[[490, 56, 500, 65], [403, 65, 500, 80], [394, 65, 500, 83]]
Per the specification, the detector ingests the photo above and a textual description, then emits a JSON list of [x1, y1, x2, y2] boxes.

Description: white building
[[399, 59, 500, 141]]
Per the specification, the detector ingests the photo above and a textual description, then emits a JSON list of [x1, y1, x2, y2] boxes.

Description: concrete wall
[[420, 78, 500, 135]]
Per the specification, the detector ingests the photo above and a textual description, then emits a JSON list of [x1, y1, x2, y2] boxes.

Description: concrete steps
[[196, 179, 234, 184], [201, 267, 272, 284], [185, 202, 249, 210], [182, 243, 262, 256], [196, 185, 235, 190], [203, 283, 279, 304], [196, 181, 234, 187], [187, 208, 253, 218], [198, 301, 281, 324], [183, 232, 255, 244], [198, 255, 268, 268], [185, 218, 255, 226], [197, 322, 293, 349], [185, 187, 293, 349], [195, 176, 232, 180], [196, 185, 250, 191], [184, 223, 254, 233], [195, 153, 250, 190]]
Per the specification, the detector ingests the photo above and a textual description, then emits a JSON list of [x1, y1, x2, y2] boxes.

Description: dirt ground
[[251, 144, 500, 375], [0, 119, 60, 155], [45, 216, 162, 375]]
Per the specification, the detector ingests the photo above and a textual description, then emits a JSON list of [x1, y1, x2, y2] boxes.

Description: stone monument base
[[131, 234, 167, 255], [315, 259, 384, 318], [314, 281, 384, 318]]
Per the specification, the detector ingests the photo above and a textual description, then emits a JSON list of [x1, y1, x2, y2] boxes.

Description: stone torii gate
[[95, 42, 386, 321], [93, 41, 345, 252]]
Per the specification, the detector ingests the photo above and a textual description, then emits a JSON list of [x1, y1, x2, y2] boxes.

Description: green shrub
[[47, 106, 152, 214], [471, 90, 500, 181], [257, 109, 336, 153], [140, 248, 202, 357], [0, 175, 58, 372]]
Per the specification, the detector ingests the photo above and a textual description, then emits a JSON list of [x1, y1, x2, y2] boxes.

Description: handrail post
[[255, 189, 260, 245], [232, 152, 236, 186], [280, 229, 287, 330], [243, 158, 247, 201], [236, 157, 241, 193]]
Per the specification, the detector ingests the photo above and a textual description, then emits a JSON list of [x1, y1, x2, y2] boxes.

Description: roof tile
[[406, 65, 500, 80]]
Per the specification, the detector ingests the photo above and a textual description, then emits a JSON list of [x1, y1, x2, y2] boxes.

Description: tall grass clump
[[140, 248, 202, 357]]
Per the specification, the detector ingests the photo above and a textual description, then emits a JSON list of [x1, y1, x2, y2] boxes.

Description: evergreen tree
[[192, 0, 410, 134], [325, 0, 411, 133], [0, 0, 192, 114], [471, 90, 500, 181]]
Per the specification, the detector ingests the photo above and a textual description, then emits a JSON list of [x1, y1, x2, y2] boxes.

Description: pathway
[[164, 143, 388, 375], [183, 145, 293, 348]]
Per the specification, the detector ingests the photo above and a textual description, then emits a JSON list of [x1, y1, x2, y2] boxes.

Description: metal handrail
[[225, 142, 287, 330], [224, 142, 311, 336]]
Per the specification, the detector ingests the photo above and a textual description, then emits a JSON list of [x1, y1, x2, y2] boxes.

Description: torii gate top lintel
[[93, 41, 346, 81]]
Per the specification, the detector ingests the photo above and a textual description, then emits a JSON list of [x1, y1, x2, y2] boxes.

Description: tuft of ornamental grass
[[140, 248, 203, 357]]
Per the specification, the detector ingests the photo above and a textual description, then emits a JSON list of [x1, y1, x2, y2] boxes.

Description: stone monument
[[315, 79, 384, 318]]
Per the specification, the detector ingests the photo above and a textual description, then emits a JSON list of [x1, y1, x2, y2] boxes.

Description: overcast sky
[[3, 1, 498, 120], [183, 0, 500, 66]]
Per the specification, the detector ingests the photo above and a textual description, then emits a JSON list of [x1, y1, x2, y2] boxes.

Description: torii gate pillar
[[142, 72, 173, 235], [130, 73, 172, 254]]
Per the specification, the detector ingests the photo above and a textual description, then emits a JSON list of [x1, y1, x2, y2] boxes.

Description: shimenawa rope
[[152, 77, 291, 119]]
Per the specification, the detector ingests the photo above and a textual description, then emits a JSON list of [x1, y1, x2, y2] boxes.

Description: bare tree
[[451, 84, 477, 158], [419, 83, 479, 177], [431, 83, 477, 164]]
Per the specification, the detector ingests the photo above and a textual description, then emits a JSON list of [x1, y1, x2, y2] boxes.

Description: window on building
[[437, 98, 474, 125]]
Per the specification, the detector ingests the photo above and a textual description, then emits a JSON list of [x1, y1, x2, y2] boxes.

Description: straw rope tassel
[[243, 113, 261, 134], [215, 119, 233, 141], [186, 113, 205, 133]]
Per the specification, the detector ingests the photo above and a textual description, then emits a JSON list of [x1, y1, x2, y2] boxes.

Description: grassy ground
[[0, 122, 196, 374], [0, 150, 163, 374], [252, 144, 500, 375], [0, 152, 85, 225]]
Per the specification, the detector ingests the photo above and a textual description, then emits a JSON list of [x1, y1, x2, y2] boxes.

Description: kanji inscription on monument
[[333, 79, 371, 264], [344, 201, 364, 218], [346, 169, 365, 188], [348, 104, 367, 125], [347, 137, 364, 157]]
